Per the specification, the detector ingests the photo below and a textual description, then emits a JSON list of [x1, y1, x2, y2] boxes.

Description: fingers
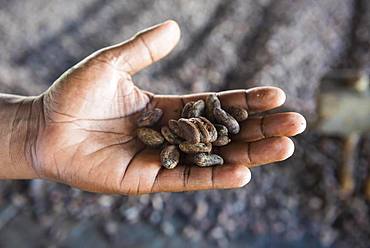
[[235, 112, 306, 142], [99, 20, 181, 75], [150, 164, 251, 193], [119, 148, 251, 194], [217, 137, 295, 167], [171, 87, 285, 113], [152, 87, 286, 123]]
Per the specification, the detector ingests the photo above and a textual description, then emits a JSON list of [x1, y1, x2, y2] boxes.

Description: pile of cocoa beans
[[136, 94, 248, 169]]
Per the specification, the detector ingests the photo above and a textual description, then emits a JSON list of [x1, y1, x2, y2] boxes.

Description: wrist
[[0, 94, 44, 179]]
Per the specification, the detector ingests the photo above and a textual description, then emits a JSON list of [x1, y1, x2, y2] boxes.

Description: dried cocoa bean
[[168, 119, 184, 138], [178, 118, 201, 144], [212, 135, 231, 146], [214, 124, 228, 137], [179, 142, 212, 154], [137, 127, 164, 147], [191, 153, 224, 167], [198, 117, 217, 142], [188, 118, 209, 143], [205, 94, 221, 121], [160, 145, 180, 169], [137, 108, 163, 127], [188, 100, 205, 118], [182, 100, 205, 118], [213, 107, 240, 134], [181, 101, 194, 118], [161, 126, 183, 145], [224, 106, 248, 122]]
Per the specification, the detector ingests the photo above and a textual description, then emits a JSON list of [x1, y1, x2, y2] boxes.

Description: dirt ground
[[0, 0, 369, 247]]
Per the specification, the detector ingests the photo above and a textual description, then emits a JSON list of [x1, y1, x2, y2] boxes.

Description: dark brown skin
[[0, 21, 306, 194]]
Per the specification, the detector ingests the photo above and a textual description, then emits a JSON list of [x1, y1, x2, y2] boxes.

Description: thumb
[[97, 20, 181, 75]]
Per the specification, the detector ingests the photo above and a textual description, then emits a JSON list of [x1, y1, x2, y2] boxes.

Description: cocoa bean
[[137, 108, 163, 127], [198, 117, 217, 142], [178, 118, 201, 144], [168, 119, 185, 138], [137, 127, 164, 147], [214, 124, 228, 137], [190, 153, 224, 167], [224, 106, 248, 122], [213, 107, 240, 134], [181, 101, 194, 118], [160, 145, 180, 169], [205, 94, 221, 121], [161, 126, 183, 145], [212, 135, 231, 146], [179, 142, 212, 154]]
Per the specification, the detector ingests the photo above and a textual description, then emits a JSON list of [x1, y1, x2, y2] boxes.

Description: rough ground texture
[[0, 0, 369, 247]]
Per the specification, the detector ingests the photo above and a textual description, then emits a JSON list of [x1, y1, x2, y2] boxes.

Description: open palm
[[34, 21, 306, 194]]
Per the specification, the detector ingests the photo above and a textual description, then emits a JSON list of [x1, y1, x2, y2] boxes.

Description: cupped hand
[[33, 21, 306, 194]]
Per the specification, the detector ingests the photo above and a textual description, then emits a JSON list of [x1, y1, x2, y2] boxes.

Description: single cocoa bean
[[212, 135, 231, 146], [224, 106, 248, 122], [179, 142, 212, 154], [178, 118, 201, 144], [137, 108, 163, 127], [160, 145, 180, 169], [187, 99, 205, 118], [198, 117, 217, 142], [213, 107, 240, 134], [137, 127, 164, 147], [214, 124, 228, 137], [161, 126, 183, 145], [182, 100, 205, 118], [181, 101, 194, 118], [205, 94, 221, 121], [190, 118, 211, 143], [191, 153, 224, 167], [168, 119, 185, 138]]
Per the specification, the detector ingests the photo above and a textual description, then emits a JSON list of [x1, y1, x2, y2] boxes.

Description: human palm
[[34, 21, 306, 194]]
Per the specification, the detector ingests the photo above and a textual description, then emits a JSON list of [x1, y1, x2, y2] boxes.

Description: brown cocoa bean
[[168, 119, 185, 138], [137, 127, 164, 147], [212, 135, 231, 146], [181, 101, 194, 118], [161, 126, 183, 145], [182, 100, 205, 118], [198, 117, 217, 142], [213, 107, 240, 134], [137, 108, 163, 127], [191, 153, 224, 167], [178, 118, 201, 144], [160, 145, 180, 169], [224, 106, 248, 122], [214, 124, 228, 137], [205, 94, 221, 121], [179, 142, 212, 154], [188, 99, 205, 118], [190, 118, 210, 143]]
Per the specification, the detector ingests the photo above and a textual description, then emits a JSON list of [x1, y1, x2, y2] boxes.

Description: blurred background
[[0, 0, 369, 247]]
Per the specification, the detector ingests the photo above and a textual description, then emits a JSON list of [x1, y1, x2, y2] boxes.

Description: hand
[[32, 20, 306, 194]]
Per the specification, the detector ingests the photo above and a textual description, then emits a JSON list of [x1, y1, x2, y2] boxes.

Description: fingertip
[[275, 87, 286, 107], [225, 165, 252, 188], [278, 137, 295, 161], [247, 86, 286, 112], [238, 166, 252, 187], [266, 112, 306, 137], [292, 113, 307, 135], [161, 19, 181, 45]]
